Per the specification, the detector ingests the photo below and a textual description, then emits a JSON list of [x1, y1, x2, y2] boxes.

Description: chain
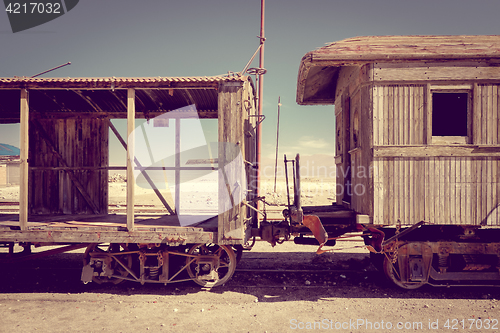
[[392, 221, 401, 263], [392, 245, 399, 264]]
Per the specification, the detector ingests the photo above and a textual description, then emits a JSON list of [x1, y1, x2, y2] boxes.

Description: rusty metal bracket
[[246, 114, 266, 137], [382, 221, 425, 247]]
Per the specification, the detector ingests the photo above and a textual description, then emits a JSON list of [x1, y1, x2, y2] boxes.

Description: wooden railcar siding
[[29, 117, 109, 214], [371, 84, 500, 226], [350, 85, 374, 216], [474, 84, 500, 145], [373, 157, 499, 226], [373, 85, 425, 146], [217, 81, 251, 244]]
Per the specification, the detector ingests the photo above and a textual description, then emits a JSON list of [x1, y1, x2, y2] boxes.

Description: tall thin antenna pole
[[256, 0, 265, 203], [274, 96, 281, 192], [31, 62, 71, 78]]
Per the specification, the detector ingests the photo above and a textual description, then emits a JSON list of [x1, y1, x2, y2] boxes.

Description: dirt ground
[[1, 240, 499, 333]]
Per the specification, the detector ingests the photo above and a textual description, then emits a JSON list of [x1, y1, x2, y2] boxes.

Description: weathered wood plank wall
[[217, 81, 248, 244], [373, 157, 499, 226], [371, 84, 500, 226], [29, 116, 109, 214], [475, 84, 500, 145]]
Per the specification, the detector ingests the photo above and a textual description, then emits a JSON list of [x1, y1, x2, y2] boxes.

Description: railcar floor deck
[[0, 213, 218, 245]]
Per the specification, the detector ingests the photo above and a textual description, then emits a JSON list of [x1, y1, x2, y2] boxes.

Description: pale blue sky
[[1, 0, 500, 162]]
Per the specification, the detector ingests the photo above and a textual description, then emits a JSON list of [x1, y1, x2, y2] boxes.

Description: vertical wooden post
[[127, 88, 135, 231], [175, 118, 181, 214], [19, 89, 29, 231]]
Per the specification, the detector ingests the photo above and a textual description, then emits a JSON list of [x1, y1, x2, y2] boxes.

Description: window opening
[[432, 92, 468, 137]]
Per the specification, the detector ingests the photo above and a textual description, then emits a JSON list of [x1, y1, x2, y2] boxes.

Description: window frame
[[428, 85, 472, 145]]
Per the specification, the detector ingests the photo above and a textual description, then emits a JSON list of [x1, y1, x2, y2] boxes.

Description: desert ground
[[1, 177, 500, 332]]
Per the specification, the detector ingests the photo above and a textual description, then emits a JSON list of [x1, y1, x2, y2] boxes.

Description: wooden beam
[[372, 62, 500, 82], [29, 111, 218, 120], [175, 117, 181, 214], [19, 89, 29, 231], [127, 89, 135, 231], [373, 145, 500, 158], [0, 229, 215, 245]]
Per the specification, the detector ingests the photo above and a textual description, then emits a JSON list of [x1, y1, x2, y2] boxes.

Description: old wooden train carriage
[[0, 75, 258, 287], [297, 35, 500, 288]]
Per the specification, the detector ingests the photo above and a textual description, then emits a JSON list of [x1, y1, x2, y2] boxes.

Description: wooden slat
[[496, 159, 500, 225], [498, 86, 500, 145], [425, 84, 432, 144], [482, 159, 488, 225], [487, 86, 494, 145], [383, 86, 389, 145], [377, 86, 384, 146], [397, 158, 403, 223], [417, 159, 425, 221], [486, 158, 493, 225], [482, 85, 488, 145], [473, 83, 482, 144], [468, 159, 474, 224], [431, 157, 437, 223], [493, 86, 499, 145], [456, 158, 463, 224], [373, 159, 380, 224], [394, 87, 400, 145], [460, 158, 466, 224], [444, 158, 450, 224], [388, 86, 394, 145], [404, 158, 410, 224], [373, 86, 379, 146], [404, 86, 410, 144], [383, 159, 389, 223], [437, 158, 443, 224], [494, 159, 499, 225], [412, 86, 418, 144], [450, 157, 456, 224]]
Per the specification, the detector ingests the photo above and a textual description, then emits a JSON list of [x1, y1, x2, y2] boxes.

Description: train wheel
[[382, 255, 425, 290], [83, 243, 133, 284], [186, 244, 236, 287]]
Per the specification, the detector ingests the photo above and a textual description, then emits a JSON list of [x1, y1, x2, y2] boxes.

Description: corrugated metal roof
[[0, 75, 248, 89], [0, 75, 251, 123], [297, 35, 500, 105]]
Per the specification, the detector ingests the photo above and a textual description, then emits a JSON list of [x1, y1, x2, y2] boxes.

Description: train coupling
[[252, 220, 291, 247]]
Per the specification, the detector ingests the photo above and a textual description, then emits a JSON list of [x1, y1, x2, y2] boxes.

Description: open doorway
[[108, 114, 220, 220], [0, 124, 20, 214]]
